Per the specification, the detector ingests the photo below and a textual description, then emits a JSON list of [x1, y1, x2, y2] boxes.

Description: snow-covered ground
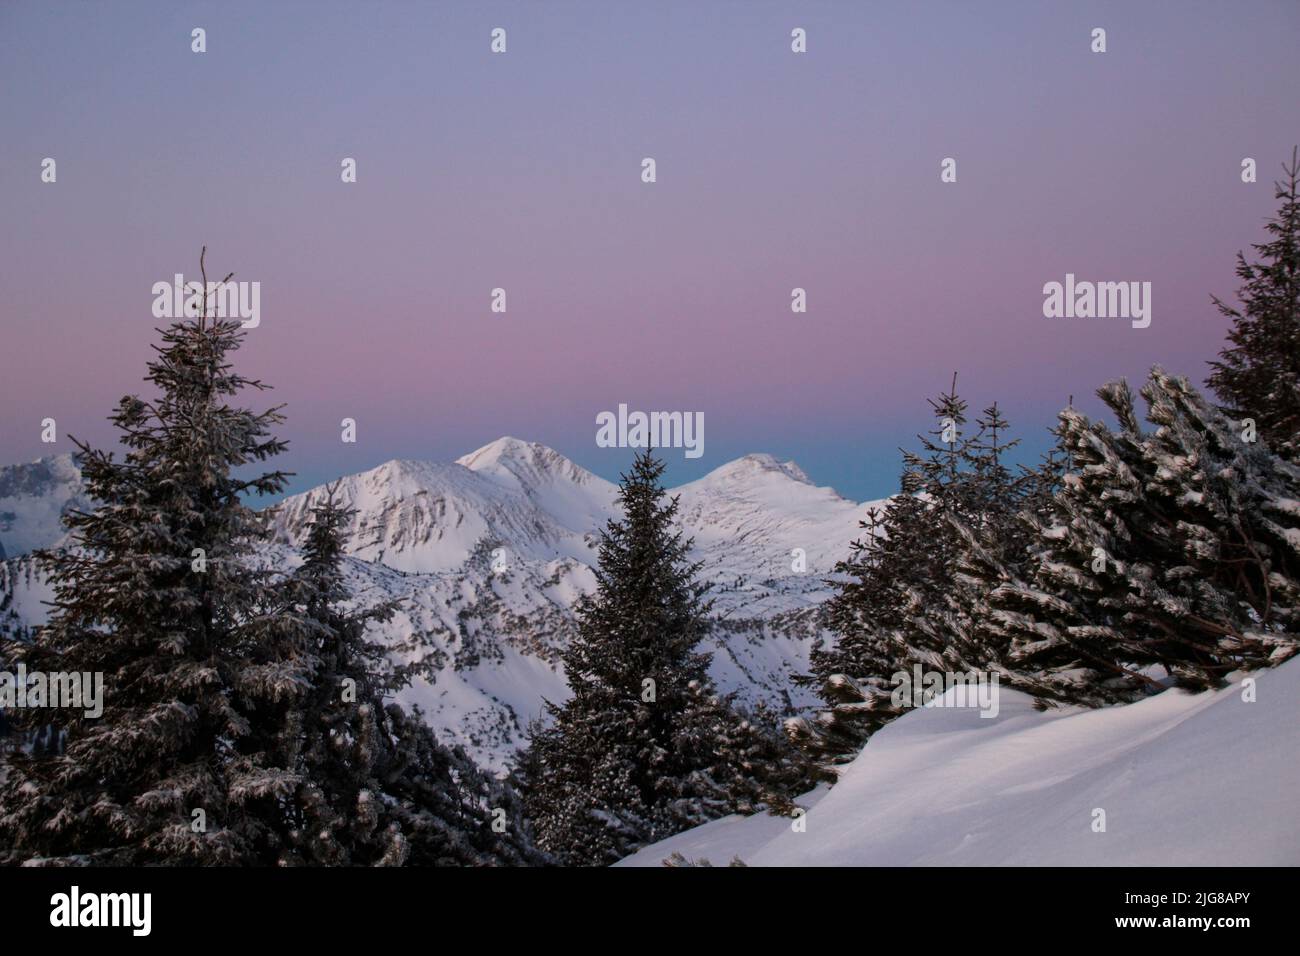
[[619, 656, 1300, 866]]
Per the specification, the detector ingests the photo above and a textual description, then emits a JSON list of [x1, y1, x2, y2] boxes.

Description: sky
[[2, 0, 1298, 502]]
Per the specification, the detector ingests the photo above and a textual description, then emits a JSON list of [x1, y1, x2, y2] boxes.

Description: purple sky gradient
[[2, 1, 1298, 500]]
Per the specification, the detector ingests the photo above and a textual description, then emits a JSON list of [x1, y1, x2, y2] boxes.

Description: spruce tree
[[1208, 148, 1300, 460], [273, 488, 544, 866], [904, 401, 1030, 672], [0, 295, 303, 864], [267, 486, 403, 865], [521, 450, 801, 865], [982, 369, 1300, 706], [794, 379, 1026, 763], [789, 503, 908, 763], [0, 279, 547, 866], [928, 411, 1071, 686], [810, 378, 977, 687], [707, 694, 823, 814]]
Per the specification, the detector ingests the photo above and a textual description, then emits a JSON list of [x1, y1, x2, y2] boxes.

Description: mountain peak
[[704, 453, 813, 486], [457, 437, 602, 487], [457, 436, 549, 469]]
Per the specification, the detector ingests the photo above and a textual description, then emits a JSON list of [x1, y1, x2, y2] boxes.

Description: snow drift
[[618, 656, 1300, 866]]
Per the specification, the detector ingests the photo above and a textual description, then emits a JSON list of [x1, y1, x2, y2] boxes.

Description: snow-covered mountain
[[674, 453, 876, 618], [619, 656, 1300, 866], [0, 438, 886, 771], [0, 454, 88, 561], [268, 439, 616, 573]]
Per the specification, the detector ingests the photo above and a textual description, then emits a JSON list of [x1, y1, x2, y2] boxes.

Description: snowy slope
[[457, 437, 619, 537], [675, 453, 876, 617], [618, 658, 1300, 866], [0, 454, 88, 560], [268, 451, 606, 573], [1, 438, 887, 771]]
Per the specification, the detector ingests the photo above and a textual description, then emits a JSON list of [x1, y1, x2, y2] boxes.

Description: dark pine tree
[[267, 485, 406, 865], [793, 378, 1026, 764], [273, 487, 545, 866], [982, 369, 1300, 707], [521, 450, 800, 865], [923, 408, 1071, 699], [1208, 148, 1300, 461], [0, 279, 303, 864]]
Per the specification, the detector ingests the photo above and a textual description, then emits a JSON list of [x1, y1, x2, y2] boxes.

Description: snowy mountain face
[[0, 454, 89, 561], [268, 440, 616, 573], [0, 438, 886, 772], [674, 453, 875, 617]]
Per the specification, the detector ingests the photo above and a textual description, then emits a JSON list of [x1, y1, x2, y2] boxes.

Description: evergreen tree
[[521, 450, 806, 865], [0, 299, 302, 864], [793, 379, 1027, 763], [272, 489, 544, 866], [981, 369, 1300, 706], [270, 483, 403, 864], [0, 616, 35, 754], [904, 401, 1031, 671], [0, 257, 546, 866], [809, 379, 976, 683], [382, 703, 544, 866], [707, 694, 823, 814], [919, 418, 1071, 704], [1208, 148, 1300, 460], [964, 401, 1024, 533], [789, 502, 908, 764]]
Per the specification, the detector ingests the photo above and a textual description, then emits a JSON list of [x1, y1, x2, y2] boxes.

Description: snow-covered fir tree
[[900, 403, 1071, 688], [902, 400, 1041, 670], [792, 381, 1030, 763], [520, 450, 809, 865], [0, 309, 303, 864], [1208, 148, 1300, 461], [0, 278, 544, 866], [787, 500, 908, 764], [272, 488, 544, 865], [978, 369, 1300, 706], [706, 695, 823, 815], [270, 485, 406, 865]]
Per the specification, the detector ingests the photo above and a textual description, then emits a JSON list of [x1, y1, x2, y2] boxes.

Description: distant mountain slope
[[268, 439, 618, 573], [0, 439, 887, 771], [673, 452, 876, 617], [0, 454, 88, 560]]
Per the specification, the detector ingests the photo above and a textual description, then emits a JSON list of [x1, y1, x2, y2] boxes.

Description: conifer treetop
[[1208, 147, 1300, 459]]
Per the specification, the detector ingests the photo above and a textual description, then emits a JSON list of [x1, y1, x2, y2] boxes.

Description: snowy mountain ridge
[[0, 440, 887, 771], [0, 453, 88, 561]]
